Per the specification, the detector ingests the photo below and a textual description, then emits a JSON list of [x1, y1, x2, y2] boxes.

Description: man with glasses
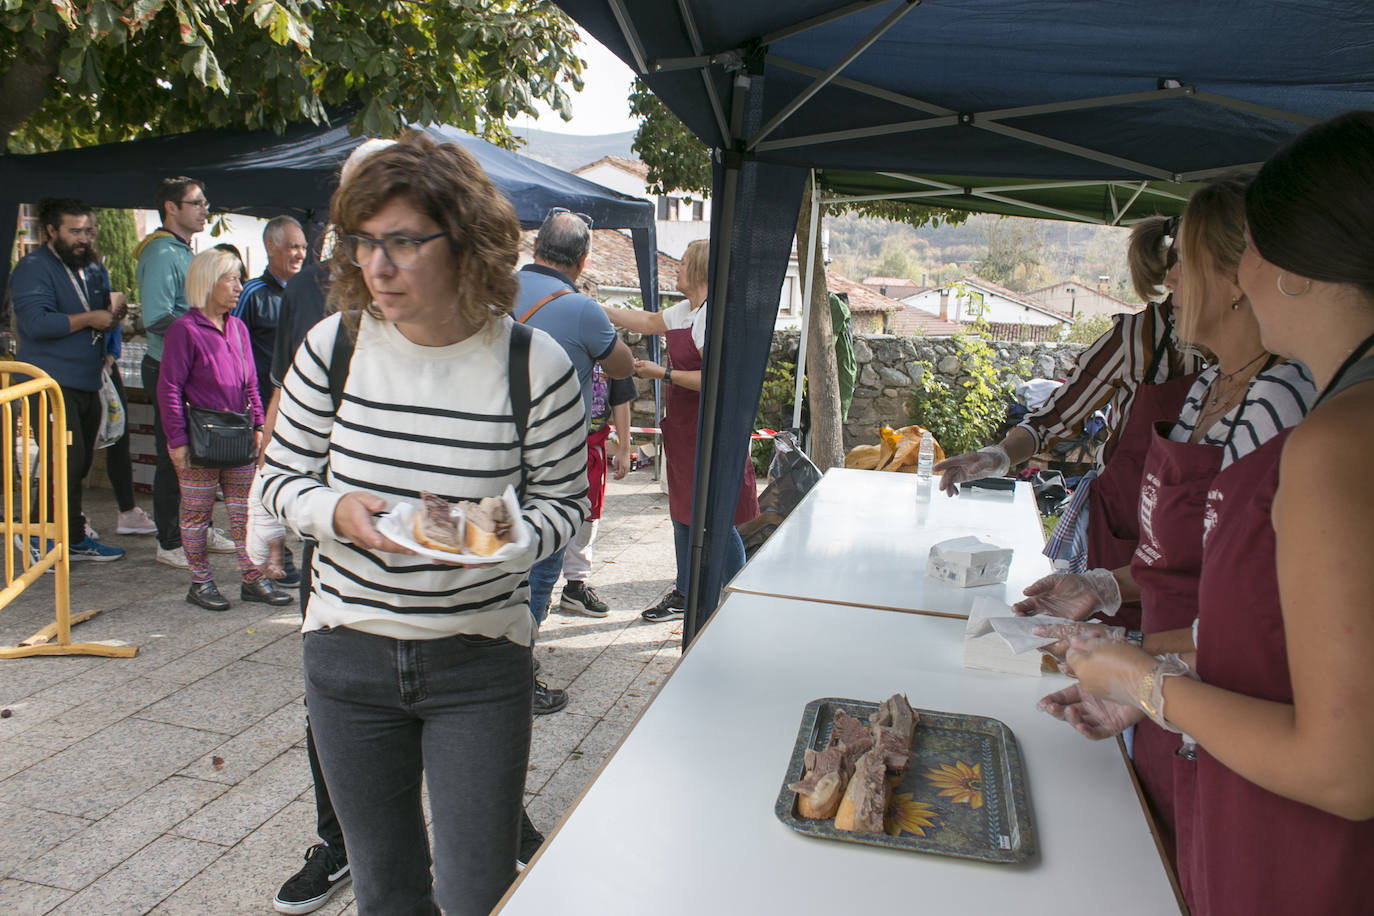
[[515, 207, 634, 715], [135, 177, 235, 568], [233, 215, 309, 590], [9, 198, 127, 561]]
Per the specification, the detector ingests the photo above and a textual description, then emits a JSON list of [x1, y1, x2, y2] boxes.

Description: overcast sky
[[521, 33, 640, 136]]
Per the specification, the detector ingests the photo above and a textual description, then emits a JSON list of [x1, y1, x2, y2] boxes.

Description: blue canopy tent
[[0, 112, 659, 311], [553, 0, 1374, 643]]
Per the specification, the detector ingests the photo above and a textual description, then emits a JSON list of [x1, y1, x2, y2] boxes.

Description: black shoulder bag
[[186, 323, 257, 468]]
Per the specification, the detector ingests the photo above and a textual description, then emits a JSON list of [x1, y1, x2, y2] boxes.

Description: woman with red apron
[[1062, 113, 1374, 916], [1083, 358, 1196, 629], [602, 239, 759, 622]]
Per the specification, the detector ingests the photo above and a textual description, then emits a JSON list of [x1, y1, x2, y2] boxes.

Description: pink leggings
[[174, 463, 260, 585]]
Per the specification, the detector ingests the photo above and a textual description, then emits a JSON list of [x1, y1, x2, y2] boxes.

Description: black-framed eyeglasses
[[178, 199, 211, 211], [547, 207, 594, 229], [341, 232, 446, 269]]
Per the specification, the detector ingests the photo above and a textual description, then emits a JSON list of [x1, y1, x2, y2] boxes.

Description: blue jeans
[[672, 520, 746, 596], [527, 546, 567, 625], [303, 626, 533, 916]]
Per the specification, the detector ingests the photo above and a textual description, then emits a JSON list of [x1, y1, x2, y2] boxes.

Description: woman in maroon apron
[[603, 239, 759, 621], [1063, 113, 1374, 916]]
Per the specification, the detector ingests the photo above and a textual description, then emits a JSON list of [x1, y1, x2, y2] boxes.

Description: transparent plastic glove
[[1065, 636, 1156, 709], [1032, 620, 1126, 665], [932, 444, 1010, 497], [1038, 682, 1145, 740], [1013, 568, 1122, 620]]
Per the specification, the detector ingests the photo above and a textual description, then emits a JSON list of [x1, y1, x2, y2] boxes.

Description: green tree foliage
[[906, 319, 1025, 455], [976, 215, 1048, 292], [629, 79, 710, 197], [94, 206, 137, 299], [0, 1, 583, 153], [1065, 312, 1113, 345]]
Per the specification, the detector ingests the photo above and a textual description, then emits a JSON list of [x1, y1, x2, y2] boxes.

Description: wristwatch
[[664, 367, 673, 385]]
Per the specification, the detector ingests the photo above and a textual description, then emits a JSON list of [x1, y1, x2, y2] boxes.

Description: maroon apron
[[1085, 372, 1198, 629], [1128, 420, 1223, 871], [660, 326, 759, 527], [1180, 429, 1374, 915]]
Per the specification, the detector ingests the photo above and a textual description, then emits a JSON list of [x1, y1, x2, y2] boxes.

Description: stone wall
[[621, 328, 1087, 451]]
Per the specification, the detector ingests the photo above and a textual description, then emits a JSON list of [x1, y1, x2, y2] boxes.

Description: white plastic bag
[[94, 370, 125, 449]]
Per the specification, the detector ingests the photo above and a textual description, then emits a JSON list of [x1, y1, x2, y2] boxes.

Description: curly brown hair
[[327, 131, 519, 337]]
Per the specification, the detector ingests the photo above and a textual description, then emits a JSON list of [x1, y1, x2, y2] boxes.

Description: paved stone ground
[[0, 468, 683, 915]]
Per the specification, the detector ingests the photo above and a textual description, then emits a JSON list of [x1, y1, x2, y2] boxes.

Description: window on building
[[691, 200, 704, 221], [657, 196, 680, 220]]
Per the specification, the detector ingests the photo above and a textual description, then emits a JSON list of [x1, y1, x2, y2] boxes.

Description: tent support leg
[[684, 71, 752, 647], [791, 172, 820, 431]]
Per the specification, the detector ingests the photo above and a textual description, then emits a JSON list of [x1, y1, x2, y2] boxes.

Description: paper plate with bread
[[377, 486, 528, 565]]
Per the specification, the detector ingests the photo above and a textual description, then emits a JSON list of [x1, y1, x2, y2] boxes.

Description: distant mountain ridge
[[510, 126, 637, 172]]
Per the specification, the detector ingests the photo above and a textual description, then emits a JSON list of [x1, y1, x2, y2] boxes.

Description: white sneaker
[[115, 507, 157, 535], [207, 528, 237, 553], [156, 545, 190, 569]]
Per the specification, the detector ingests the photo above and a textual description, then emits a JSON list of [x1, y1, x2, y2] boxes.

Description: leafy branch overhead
[[628, 77, 964, 230], [0, 0, 585, 153]]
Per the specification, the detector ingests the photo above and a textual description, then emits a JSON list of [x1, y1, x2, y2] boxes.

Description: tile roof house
[[1027, 280, 1141, 319], [904, 275, 1073, 342], [860, 275, 926, 300]]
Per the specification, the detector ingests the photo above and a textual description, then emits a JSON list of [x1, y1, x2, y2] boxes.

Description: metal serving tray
[[774, 697, 1037, 864]]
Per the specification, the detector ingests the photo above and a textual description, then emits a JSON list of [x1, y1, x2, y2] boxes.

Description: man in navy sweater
[[10, 198, 126, 560]]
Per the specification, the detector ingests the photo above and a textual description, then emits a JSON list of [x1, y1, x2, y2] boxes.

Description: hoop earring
[[1277, 272, 1311, 298]]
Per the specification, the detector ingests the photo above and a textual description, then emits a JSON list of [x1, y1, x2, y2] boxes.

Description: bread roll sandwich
[[412, 492, 514, 557], [461, 495, 514, 556], [413, 492, 464, 554]]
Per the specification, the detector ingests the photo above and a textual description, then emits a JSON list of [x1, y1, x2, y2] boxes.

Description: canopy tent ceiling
[[816, 170, 1200, 224], [553, 0, 1374, 641], [0, 114, 659, 308], [565, 0, 1371, 180]]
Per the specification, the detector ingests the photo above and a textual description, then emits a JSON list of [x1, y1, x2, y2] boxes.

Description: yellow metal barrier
[[0, 361, 135, 659]]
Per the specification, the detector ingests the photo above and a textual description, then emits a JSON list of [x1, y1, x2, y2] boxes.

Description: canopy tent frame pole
[[605, 0, 650, 73], [791, 172, 822, 432], [674, 0, 732, 150], [683, 67, 752, 647], [760, 0, 897, 46], [747, 0, 922, 152]]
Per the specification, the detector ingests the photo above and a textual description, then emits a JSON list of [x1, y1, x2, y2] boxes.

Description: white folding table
[[497, 592, 1180, 915], [726, 468, 1053, 617]]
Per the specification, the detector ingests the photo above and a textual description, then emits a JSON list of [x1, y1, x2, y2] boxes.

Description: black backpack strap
[[509, 321, 532, 499], [328, 314, 357, 414], [301, 314, 357, 612]]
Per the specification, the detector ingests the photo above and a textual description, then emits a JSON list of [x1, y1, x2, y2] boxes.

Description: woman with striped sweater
[[260, 134, 587, 916]]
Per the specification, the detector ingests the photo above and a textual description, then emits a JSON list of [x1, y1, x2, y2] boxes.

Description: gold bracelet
[[1137, 667, 1159, 719]]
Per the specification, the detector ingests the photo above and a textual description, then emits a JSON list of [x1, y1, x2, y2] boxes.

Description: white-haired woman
[[158, 247, 292, 611]]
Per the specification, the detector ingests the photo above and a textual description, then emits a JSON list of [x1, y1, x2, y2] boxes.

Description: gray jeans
[[303, 626, 533, 915]]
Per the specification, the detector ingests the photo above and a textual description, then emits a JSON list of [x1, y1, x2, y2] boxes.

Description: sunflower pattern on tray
[[926, 761, 984, 810], [780, 697, 1034, 862]]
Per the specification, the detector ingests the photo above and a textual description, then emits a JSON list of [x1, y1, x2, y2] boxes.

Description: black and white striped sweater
[[261, 311, 588, 644]]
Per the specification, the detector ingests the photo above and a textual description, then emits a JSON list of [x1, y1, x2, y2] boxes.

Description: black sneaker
[[641, 588, 685, 622], [559, 580, 610, 618], [532, 677, 568, 716], [273, 843, 349, 915], [275, 547, 302, 589], [517, 810, 544, 871]]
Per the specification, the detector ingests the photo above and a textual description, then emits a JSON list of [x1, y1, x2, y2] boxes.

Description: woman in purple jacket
[[158, 248, 291, 611]]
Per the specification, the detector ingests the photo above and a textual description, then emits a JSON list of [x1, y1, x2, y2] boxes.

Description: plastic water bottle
[[917, 431, 935, 480]]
